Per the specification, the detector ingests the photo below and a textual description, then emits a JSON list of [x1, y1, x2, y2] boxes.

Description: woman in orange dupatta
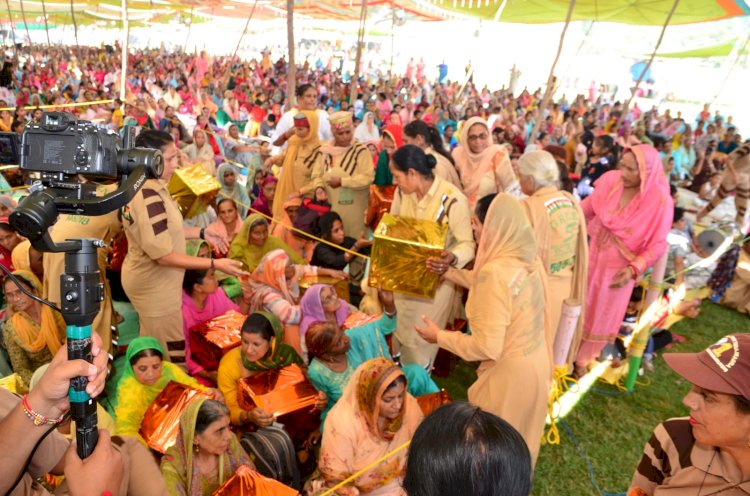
[[416, 194, 551, 467], [308, 358, 423, 496], [271, 197, 314, 262], [271, 111, 323, 220], [452, 117, 520, 208], [573, 144, 672, 374], [2, 270, 66, 388], [519, 151, 589, 372]]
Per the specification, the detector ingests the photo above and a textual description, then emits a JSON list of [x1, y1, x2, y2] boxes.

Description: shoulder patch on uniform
[[151, 218, 168, 236], [142, 188, 159, 199], [146, 201, 166, 219]]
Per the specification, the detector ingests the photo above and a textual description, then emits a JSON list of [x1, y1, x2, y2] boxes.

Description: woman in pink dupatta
[[574, 144, 673, 374]]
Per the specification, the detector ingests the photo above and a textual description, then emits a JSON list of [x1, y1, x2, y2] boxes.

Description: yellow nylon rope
[[0, 99, 115, 111], [318, 441, 411, 496]]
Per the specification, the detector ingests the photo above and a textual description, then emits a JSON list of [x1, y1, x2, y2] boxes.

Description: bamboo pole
[[183, 7, 193, 53], [349, 0, 368, 106], [18, 0, 31, 44], [622, 0, 680, 118], [286, 0, 296, 110], [4, 0, 18, 61], [231, 0, 259, 63], [528, 0, 576, 145], [70, 0, 80, 60], [40, 0, 50, 47], [120, 0, 128, 100]]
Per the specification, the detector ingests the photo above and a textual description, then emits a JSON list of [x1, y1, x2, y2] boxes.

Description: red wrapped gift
[[190, 310, 245, 372], [365, 185, 396, 231], [416, 390, 452, 416], [238, 364, 320, 443], [140, 381, 211, 453], [212, 465, 298, 496]]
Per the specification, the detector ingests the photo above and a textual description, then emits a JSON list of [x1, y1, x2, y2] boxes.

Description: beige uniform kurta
[[437, 261, 550, 466], [721, 249, 750, 314], [390, 177, 475, 369], [313, 142, 374, 237], [272, 143, 323, 220], [43, 211, 122, 354], [122, 179, 187, 368], [521, 187, 588, 369], [427, 148, 461, 188]]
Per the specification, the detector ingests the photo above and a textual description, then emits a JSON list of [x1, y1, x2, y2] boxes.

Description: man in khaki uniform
[[122, 130, 245, 369], [43, 186, 122, 354], [312, 111, 374, 238]]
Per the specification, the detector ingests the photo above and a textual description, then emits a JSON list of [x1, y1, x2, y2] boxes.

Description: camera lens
[[117, 148, 163, 179]]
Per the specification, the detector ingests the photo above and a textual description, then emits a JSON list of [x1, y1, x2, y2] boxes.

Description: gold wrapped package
[[300, 274, 350, 302], [167, 164, 221, 219], [211, 465, 298, 496], [140, 381, 211, 453], [416, 390, 452, 416], [0, 373, 26, 394], [368, 213, 448, 298]]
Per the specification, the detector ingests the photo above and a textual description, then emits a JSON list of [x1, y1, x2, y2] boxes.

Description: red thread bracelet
[[21, 395, 64, 426]]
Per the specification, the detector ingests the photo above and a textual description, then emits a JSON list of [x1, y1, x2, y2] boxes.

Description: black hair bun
[[425, 154, 437, 170]]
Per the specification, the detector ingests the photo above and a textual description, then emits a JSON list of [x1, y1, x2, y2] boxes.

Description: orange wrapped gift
[[212, 465, 298, 496], [189, 310, 245, 372], [416, 390, 452, 416], [140, 381, 211, 453], [365, 185, 396, 231], [238, 364, 320, 443]]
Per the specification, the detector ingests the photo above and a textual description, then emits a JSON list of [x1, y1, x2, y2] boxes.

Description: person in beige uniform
[[312, 111, 374, 238], [122, 130, 246, 370], [388, 145, 475, 370], [43, 188, 122, 354]]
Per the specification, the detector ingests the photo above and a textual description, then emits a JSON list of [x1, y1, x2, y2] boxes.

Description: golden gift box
[[368, 213, 448, 298], [416, 390, 452, 416], [366, 185, 396, 232], [211, 465, 298, 496], [167, 163, 221, 219], [0, 373, 26, 394], [299, 274, 350, 302], [190, 310, 245, 372], [238, 364, 320, 443], [140, 381, 211, 453]]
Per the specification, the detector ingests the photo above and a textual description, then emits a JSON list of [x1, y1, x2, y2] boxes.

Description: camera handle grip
[[67, 324, 99, 459]]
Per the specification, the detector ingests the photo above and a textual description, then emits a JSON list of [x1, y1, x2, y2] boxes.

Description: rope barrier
[[0, 99, 115, 112], [318, 441, 410, 496]]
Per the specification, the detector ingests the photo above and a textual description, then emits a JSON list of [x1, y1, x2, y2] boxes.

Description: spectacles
[[467, 133, 488, 141]]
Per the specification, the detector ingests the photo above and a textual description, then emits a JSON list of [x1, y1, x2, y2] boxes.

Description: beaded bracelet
[[22, 395, 64, 426]]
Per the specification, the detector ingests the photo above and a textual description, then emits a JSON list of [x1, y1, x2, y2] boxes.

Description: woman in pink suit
[[574, 144, 673, 376]]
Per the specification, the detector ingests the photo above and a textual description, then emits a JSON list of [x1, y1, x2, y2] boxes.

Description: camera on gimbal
[[19, 111, 161, 181]]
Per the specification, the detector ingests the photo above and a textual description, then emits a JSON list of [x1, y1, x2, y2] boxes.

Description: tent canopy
[[654, 38, 750, 57], [1, 0, 748, 26]]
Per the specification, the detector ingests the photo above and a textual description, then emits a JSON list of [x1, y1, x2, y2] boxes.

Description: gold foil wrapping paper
[[211, 465, 298, 496], [238, 364, 320, 443], [299, 274, 350, 302], [0, 373, 26, 394], [190, 310, 245, 371], [416, 390, 452, 416], [167, 163, 221, 219], [365, 185, 396, 232], [368, 213, 448, 298], [140, 381, 211, 453]]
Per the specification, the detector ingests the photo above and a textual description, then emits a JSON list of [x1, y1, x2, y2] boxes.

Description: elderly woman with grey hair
[[518, 151, 589, 370]]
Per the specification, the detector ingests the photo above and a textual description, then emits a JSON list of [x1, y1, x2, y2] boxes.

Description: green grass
[[434, 301, 750, 496]]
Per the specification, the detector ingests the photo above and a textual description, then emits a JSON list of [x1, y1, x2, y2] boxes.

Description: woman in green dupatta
[[113, 336, 217, 444], [161, 398, 251, 496], [227, 214, 304, 272], [217, 311, 307, 428], [188, 238, 243, 300]]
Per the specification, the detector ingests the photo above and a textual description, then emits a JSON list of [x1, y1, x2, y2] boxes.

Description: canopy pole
[[349, 0, 368, 106], [40, 0, 50, 47], [623, 0, 679, 119], [286, 0, 296, 110], [528, 0, 575, 145], [183, 8, 193, 53], [120, 0, 128, 101], [231, 0, 259, 63], [70, 0, 81, 60], [18, 0, 31, 45], [710, 34, 750, 106], [4, 0, 18, 62]]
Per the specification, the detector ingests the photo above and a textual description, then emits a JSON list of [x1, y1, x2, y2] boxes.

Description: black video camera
[[19, 112, 161, 180]]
